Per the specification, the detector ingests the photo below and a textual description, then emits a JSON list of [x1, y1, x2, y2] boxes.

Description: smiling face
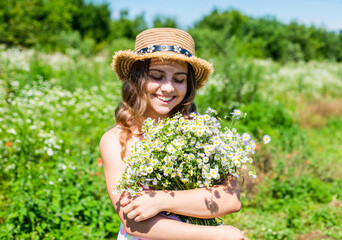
[[144, 59, 188, 120]]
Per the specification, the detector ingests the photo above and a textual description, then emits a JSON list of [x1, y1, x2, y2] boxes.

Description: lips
[[154, 95, 175, 103]]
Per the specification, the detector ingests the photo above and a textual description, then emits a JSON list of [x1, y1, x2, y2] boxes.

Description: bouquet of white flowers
[[114, 108, 271, 225]]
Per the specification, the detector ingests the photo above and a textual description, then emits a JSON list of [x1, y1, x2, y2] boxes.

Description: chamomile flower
[[189, 169, 194, 176], [176, 144, 182, 150], [241, 133, 251, 141], [163, 168, 170, 176], [230, 109, 242, 119], [204, 150, 211, 156], [167, 144, 176, 154], [146, 166, 153, 174], [195, 142, 203, 149], [139, 165, 146, 172], [206, 107, 217, 114], [204, 114, 210, 121], [189, 112, 196, 118], [183, 125, 190, 132], [190, 125, 197, 132], [263, 135, 271, 144], [210, 168, 218, 177], [204, 181, 210, 187], [151, 158, 159, 165], [248, 171, 256, 178], [215, 140, 222, 148], [181, 178, 189, 183], [227, 152, 234, 158], [196, 129, 204, 137], [188, 153, 195, 160], [248, 140, 256, 148], [155, 145, 164, 151]]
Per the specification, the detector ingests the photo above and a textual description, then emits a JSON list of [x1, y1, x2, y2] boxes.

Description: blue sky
[[92, 0, 342, 31]]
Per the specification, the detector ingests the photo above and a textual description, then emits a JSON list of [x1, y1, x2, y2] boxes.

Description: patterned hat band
[[136, 45, 193, 57]]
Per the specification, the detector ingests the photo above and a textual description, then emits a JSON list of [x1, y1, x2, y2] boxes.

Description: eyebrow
[[148, 69, 188, 75]]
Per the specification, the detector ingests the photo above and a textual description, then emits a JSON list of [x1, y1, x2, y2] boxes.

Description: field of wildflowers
[[0, 45, 341, 239]]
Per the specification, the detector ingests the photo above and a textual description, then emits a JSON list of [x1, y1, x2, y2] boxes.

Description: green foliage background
[[1, 1, 342, 239]]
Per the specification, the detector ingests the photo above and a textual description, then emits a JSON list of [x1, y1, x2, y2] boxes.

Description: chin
[[155, 108, 172, 116], [146, 106, 173, 119]]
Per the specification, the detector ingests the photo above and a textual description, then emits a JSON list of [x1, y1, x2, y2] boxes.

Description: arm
[[165, 175, 241, 217], [100, 128, 245, 240], [120, 175, 241, 222]]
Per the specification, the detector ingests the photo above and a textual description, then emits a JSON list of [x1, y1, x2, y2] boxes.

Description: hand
[[120, 191, 164, 222], [215, 225, 249, 240]]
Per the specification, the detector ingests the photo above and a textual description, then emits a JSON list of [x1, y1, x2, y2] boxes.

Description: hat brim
[[112, 50, 213, 89]]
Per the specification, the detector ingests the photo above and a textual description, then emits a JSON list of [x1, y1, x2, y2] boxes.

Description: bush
[[254, 176, 337, 212], [44, 31, 96, 56]]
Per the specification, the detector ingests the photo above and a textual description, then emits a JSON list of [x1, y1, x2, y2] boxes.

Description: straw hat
[[112, 28, 213, 89]]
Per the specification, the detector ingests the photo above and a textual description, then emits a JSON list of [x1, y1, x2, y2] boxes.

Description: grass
[[224, 117, 342, 239], [0, 45, 341, 239]]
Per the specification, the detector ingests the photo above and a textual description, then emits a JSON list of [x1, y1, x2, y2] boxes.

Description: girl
[[100, 28, 248, 240]]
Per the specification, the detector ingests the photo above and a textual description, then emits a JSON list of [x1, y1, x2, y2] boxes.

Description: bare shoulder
[[99, 126, 123, 165], [100, 126, 126, 190], [100, 126, 121, 146]]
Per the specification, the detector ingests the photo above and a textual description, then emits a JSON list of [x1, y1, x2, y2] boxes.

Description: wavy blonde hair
[[115, 59, 197, 158]]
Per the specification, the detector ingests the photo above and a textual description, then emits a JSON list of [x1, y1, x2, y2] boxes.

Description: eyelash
[[174, 78, 185, 83], [150, 75, 185, 83], [150, 75, 162, 80]]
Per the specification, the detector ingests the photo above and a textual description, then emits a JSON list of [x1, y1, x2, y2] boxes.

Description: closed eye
[[149, 74, 163, 81], [174, 78, 185, 83], [174, 73, 187, 83]]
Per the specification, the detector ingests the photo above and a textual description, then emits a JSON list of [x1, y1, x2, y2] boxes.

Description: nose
[[160, 79, 175, 93]]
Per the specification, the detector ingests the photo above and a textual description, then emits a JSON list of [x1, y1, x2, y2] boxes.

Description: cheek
[[179, 83, 188, 98], [145, 81, 159, 93]]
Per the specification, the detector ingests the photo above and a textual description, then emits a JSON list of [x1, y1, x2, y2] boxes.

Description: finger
[[126, 209, 140, 220], [134, 215, 145, 222], [133, 210, 152, 222], [122, 202, 135, 214], [120, 196, 132, 206]]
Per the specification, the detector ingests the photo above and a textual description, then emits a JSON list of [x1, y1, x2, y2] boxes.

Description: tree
[[153, 15, 177, 28], [0, 0, 111, 47], [72, 1, 111, 42], [1, 0, 47, 46], [108, 10, 147, 40]]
